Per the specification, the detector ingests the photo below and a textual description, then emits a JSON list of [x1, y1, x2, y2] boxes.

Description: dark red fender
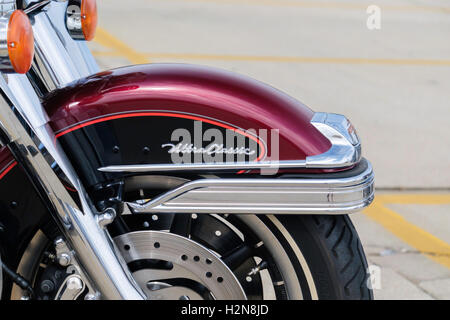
[[0, 148, 17, 180], [44, 64, 331, 161]]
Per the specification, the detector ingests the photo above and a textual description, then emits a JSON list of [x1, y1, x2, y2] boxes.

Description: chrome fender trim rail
[[128, 161, 374, 215]]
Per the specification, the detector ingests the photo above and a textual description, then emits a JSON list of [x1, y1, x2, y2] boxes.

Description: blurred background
[[89, 0, 450, 299]]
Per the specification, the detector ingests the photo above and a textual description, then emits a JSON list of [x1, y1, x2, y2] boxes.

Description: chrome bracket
[[55, 275, 85, 300], [96, 208, 117, 229], [54, 237, 99, 300]]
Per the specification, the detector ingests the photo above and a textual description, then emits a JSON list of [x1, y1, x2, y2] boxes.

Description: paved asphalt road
[[88, 0, 450, 299]]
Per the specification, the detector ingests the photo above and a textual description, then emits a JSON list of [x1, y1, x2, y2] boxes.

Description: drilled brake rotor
[[114, 230, 247, 300]]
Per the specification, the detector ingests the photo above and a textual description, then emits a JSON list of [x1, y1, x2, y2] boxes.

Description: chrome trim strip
[[98, 112, 361, 173], [100, 160, 308, 173], [128, 161, 374, 215]]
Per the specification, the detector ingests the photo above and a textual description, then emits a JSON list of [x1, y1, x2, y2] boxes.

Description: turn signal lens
[[7, 10, 34, 74], [67, 0, 98, 41], [81, 0, 97, 41]]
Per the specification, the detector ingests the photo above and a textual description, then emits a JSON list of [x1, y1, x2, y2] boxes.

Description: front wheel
[[109, 212, 373, 300], [9, 213, 372, 300]]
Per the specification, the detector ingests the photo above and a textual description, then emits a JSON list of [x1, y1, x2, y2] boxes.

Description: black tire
[[268, 214, 373, 300]]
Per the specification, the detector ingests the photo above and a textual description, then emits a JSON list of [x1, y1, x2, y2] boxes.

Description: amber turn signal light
[[66, 0, 98, 41], [81, 0, 98, 41], [7, 10, 34, 74]]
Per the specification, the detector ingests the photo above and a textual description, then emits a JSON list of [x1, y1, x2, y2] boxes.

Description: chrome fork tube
[[0, 75, 145, 300], [31, 0, 99, 91], [0, 1, 145, 299], [0, 77, 145, 300]]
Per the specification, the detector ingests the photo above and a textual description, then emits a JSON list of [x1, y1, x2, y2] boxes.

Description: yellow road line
[[94, 28, 149, 64], [143, 52, 450, 66], [165, 0, 450, 14], [91, 50, 124, 57], [91, 48, 450, 66], [376, 194, 450, 205], [364, 198, 450, 269]]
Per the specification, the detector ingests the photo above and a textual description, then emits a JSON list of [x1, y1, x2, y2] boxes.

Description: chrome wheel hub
[[114, 231, 247, 300]]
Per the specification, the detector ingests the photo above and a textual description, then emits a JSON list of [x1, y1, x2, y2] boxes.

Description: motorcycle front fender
[[43, 64, 341, 189]]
